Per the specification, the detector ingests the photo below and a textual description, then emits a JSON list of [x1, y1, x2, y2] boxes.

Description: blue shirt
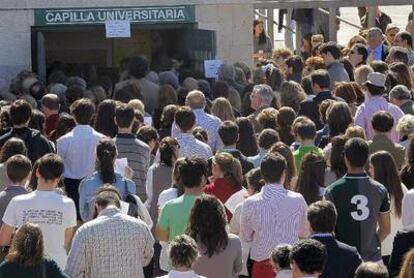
[[192, 109, 222, 152], [78, 172, 136, 221], [368, 44, 383, 61], [247, 149, 268, 168]]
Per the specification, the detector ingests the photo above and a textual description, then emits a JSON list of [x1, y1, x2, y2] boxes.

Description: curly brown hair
[[186, 195, 228, 258], [6, 223, 44, 267]]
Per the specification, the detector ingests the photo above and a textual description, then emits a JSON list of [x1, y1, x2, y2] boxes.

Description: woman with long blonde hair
[[211, 97, 236, 122]]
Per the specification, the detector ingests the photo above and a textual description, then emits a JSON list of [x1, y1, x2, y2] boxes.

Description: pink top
[[354, 96, 404, 143], [240, 184, 309, 261]]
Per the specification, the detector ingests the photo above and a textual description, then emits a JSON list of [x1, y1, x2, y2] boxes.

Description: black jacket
[[292, 9, 313, 24], [388, 225, 414, 277], [298, 91, 342, 129], [381, 44, 389, 62], [0, 127, 55, 163], [312, 235, 362, 278]]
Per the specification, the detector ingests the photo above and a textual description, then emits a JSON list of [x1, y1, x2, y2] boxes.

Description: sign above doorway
[[34, 5, 195, 26]]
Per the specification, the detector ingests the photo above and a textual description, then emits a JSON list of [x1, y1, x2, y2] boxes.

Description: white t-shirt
[[3, 190, 77, 269]]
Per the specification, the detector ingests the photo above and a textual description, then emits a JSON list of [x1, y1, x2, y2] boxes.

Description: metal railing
[[254, 2, 414, 52]]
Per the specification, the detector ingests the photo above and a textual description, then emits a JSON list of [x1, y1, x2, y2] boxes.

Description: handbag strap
[[123, 178, 127, 197]]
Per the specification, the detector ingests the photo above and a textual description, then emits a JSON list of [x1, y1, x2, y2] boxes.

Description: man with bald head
[[41, 93, 61, 136], [184, 90, 222, 152]]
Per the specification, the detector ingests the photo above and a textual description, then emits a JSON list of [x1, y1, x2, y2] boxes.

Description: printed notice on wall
[[105, 20, 131, 38], [204, 60, 224, 78]]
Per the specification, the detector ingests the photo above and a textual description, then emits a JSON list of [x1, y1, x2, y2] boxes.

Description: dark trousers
[[144, 243, 167, 278], [64, 178, 82, 220]]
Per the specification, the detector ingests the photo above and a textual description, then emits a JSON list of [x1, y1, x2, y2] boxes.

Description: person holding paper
[[78, 138, 136, 221], [114, 103, 151, 202]]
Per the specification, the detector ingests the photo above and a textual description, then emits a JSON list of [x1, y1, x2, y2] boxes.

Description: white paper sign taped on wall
[[105, 20, 131, 38], [204, 60, 224, 78]]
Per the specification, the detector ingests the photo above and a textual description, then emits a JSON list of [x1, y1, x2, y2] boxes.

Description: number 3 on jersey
[[351, 195, 370, 221]]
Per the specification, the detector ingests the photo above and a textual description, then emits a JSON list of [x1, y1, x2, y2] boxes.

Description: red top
[[204, 177, 242, 221], [45, 113, 60, 136]]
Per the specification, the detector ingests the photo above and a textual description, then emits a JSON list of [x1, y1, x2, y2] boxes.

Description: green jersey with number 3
[[324, 173, 390, 261]]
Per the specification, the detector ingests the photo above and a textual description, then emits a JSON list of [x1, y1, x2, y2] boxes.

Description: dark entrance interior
[[31, 24, 216, 84]]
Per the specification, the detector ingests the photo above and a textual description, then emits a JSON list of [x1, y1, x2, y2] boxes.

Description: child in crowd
[[0, 155, 31, 222], [293, 117, 323, 171], [271, 244, 293, 278], [159, 235, 206, 278]]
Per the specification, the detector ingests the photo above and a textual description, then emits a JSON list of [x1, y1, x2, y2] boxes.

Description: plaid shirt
[[65, 206, 154, 278]]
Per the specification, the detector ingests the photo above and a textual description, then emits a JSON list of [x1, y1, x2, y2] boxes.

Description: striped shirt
[[192, 109, 222, 152], [240, 184, 309, 261], [176, 133, 212, 160], [171, 109, 222, 152], [65, 206, 154, 278], [114, 133, 150, 201]]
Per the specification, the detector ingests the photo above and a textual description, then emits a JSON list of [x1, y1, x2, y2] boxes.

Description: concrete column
[[267, 8, 274, 46], [367, 6, 376, 28], [329, 7, 337, 42]]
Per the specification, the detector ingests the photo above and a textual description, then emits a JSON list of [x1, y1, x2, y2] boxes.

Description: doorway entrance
[[31, 24, 216, 84]]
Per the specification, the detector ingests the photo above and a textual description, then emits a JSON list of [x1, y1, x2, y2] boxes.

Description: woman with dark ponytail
[[145, 136, 179, 228], [78, 138, 136, 221]]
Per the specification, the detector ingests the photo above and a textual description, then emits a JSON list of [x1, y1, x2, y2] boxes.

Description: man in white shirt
[[0, 154, 77, 269], [240, 153, 309, 278], [174, 106, 212, 160], [57, 98, 105, 219]]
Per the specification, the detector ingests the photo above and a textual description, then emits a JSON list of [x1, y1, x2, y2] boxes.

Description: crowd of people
[[0, 6, 412, 278]]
